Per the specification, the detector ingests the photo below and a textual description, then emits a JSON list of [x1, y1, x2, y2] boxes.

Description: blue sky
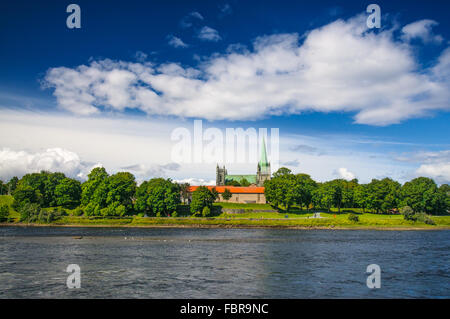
[[0, 0, 449, 184]]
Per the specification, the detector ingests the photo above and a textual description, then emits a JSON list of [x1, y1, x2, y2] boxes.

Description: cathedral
[[216, 138, 271, 187]]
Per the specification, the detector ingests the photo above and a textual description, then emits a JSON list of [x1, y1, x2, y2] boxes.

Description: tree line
[[1, 166, 449, 221], [3, 167, 219, 219], [264, 167, 450, 215]]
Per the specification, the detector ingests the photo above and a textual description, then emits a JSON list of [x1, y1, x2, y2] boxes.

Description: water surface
[[0, 226, 448, 298]]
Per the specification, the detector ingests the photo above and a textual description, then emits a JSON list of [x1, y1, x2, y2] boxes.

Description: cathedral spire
[[259, 136, 269, 173]]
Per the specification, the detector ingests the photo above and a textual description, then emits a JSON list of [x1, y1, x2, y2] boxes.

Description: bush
[[415, 212, 436, 225], [401, 206, 436, 225], [72, 207, 84, 216], [19, 203, 41, 223], [202, 206, 211, 217], [401, 206, 415, 221], [348, 213, 359, 222], [0, 204, 9, 222], [171, 211, 178, 217]]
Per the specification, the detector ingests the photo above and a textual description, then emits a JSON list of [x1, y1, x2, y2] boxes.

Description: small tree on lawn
[[190, 186, 216, 215], [222, 188, 232, 201]]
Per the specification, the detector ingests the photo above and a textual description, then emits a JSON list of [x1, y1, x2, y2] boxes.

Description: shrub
[[19, 203, 42, 223], [415, 212, 436, 225], [348, 213, 359, 222], [72, 207, 84, 216], [401, 206, 416, 221], [202, 206, 211, 217], [171, 211, 178, 217], [0, 204, 9, 222]]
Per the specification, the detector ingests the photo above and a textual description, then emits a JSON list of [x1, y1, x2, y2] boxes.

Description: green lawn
[[2, 194, 449, 229], [214, 202, 274, 210], [0, 195, 19, 219]]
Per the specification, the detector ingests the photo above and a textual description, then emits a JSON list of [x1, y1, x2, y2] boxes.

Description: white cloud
[[174, 178, 215, 186], [0, 147, 99, 181], [0, 110, 437, 184], [197, 26, 221, 42], [410, 150, 450, 183], [134, 51, 148, 62], [401, 19, 443, 44], [180, 11, 204, 28], [43, 15, 450, 126], [219, 4, 232, 16], [167, 35, 189, 48], [417, 163, 450, 184], [338, 167, 356, 180]]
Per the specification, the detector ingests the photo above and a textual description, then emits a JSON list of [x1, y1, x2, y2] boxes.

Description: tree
[[225, 180, 241, 186], [178, 182, 190, 204], [135, 178, 180, 216], [54, 178, 82, 208], [0, 180, 7, 195], [105, 172, 136, 214], [311, 181, 337, 212], [354, 184, 369, 213], [272, 167, 292, 178], [222, 188, 232, 201], [190, 186, 216, 215], [293, 174, 317, 210], [81, 167, 109, 206], [12, 184, 42, 209], [0, 204, 9, 222], [210, 187, 219, 201], [240, 178, 251, 187], [6, 177, 18, 195], [13, 171, 66, 208], [401, 177, 439, 214], [366, 178, 401, 213], [202, 206, 211, 217], [43, 172, 66, 206], [264, 174, 296, 211]]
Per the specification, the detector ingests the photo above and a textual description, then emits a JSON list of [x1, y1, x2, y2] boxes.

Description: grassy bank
[[2, 213, 449, 230], [2, 195, 449, 230]]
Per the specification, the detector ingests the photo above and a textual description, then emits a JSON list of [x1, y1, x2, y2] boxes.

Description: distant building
[[188, 186, 266, 204], [216, 137, 271, 187]]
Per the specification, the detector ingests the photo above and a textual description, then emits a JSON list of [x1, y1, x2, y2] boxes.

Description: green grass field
[[2, 195, 449, 229], [0, 195, 19, 220]]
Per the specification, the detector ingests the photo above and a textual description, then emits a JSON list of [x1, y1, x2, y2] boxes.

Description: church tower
[[256, 137, 271, 186], [216, 165, 227, 186]]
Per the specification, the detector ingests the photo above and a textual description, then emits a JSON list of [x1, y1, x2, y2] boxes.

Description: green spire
[[259, 136, 269, 172]]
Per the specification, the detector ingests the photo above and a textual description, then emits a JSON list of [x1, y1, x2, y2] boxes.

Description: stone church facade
[[216, 138, 271, 187]]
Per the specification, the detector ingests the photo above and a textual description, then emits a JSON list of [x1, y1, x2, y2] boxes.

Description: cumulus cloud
[[121, 162, 180, 181], [289, 144, 325, 155], [44, 15, 450, 125], [282, 159, 300, 167], [0, 147, 99, 181], [134, 51, 148, 62], [338, 167, 356, 181], [167, 35, 189, 48], [395, 149, 450, 183], [197, 26, 221, 41], [180, 11, 204, 28], [417, 163, 450, 184], [174, 177, 215, 186], [413, 150, 450, 183], [218, 4, 232, 17], [401, 19, 443, 44]]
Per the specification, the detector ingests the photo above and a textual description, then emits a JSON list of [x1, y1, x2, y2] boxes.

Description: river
[[0, 226, 448, 298]]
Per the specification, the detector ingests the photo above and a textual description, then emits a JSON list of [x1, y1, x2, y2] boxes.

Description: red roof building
[[188, 186, 266, 204]]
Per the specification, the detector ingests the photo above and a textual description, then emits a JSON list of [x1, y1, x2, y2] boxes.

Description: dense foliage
[[2, 166, 448, 223], [190, 186, 217, 215], [135, 178, 180, 216], [11, 172, 81, 210], [265, 168, 449, 215]]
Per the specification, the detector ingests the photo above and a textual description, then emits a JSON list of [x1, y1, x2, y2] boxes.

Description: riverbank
[[1, 214, 450, 230]]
